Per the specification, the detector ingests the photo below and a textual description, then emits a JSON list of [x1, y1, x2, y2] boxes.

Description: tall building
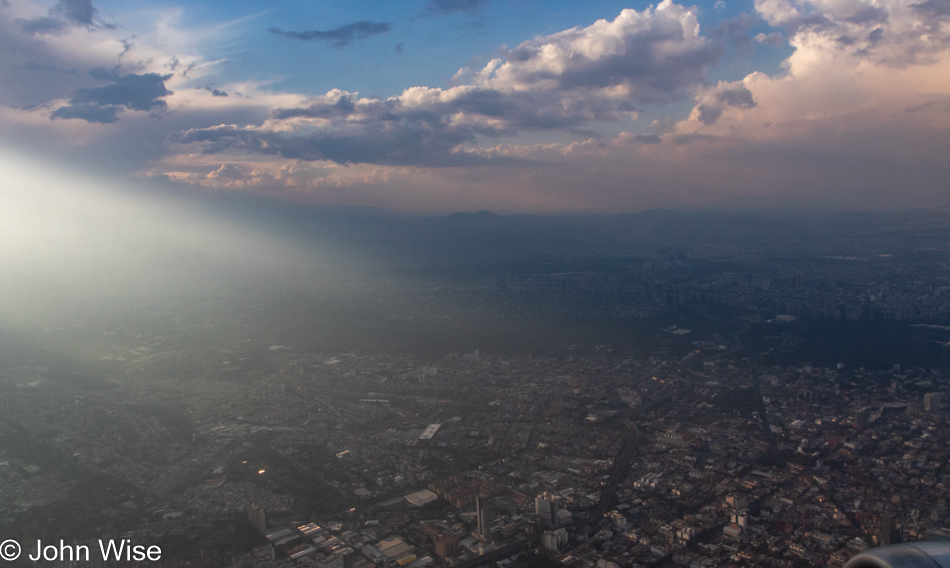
[[535, 494, 558, 528], [476, 495, 490, 540], [880, 514, 901, 545], [924, 392, 942, 413], [247, 506, 266, 534]]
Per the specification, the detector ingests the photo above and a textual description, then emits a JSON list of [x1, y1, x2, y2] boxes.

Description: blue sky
[[1, 0, 948, 213], [89, 0, 791, 114]]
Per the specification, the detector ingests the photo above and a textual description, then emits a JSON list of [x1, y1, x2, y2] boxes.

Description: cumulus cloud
[[469, 1, 722, 104], [168, 3, 722, 167], [755, 0, 950, 66], [51, 72, 172, 123], [268, 21, 391, 47], [157, 0, 950, 212], [6, 0, 950, 213], [689, 81, 757, 124]]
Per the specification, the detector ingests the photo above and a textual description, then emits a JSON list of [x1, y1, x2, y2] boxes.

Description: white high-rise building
[[542, 528, 569, 551], [535, 493, 558, 528]]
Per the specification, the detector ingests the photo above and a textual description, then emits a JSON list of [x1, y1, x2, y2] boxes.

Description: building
[[377, 536, 413, 561], [607, 510, 628, 529], [316, 552, 345, 568], [725, 494, 748, 510], [535, 494, 558, 528], [924, 392, 942, 413], [542, 528, 568, 551], [476, 495, 490, 540], [405, 489, 439, 507], [880, 514, 901, 545], [247, 506, 266, 534], [434, 534, 459, 559]]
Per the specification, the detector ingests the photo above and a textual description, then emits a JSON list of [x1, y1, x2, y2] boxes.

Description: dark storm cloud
[[49, 102, 119, 123], [52, 0, 95, 25], [716, 85, 756, 108], [268, 21, 392, 47], [422, 0, 491, 16], [16, 0, 102, 35], [693, 83, 756, 125], [51, 73, 172, 123], [69, 73, 171, 111], [694, 104, 723, 125]]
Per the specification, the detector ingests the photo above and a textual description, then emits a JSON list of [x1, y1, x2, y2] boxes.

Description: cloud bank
[[1, 0, 949, 213], [168, 1, 723, 167]]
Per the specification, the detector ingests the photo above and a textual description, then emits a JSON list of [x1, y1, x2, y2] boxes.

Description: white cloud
[[756, 0, 950, 66], [3, 0, 949, 213], [162, 3, 724, 168], [459, 0, 722, 104]]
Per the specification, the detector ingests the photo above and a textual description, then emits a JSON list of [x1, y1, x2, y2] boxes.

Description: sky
[[1, 0, 949, 214]]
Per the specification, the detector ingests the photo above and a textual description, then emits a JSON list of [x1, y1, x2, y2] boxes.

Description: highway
[[587, 380, 694, 525], [589, 418, 639, 520]]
